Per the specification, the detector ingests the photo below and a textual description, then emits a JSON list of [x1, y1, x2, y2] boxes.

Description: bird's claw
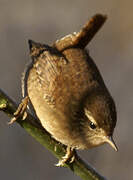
[[8, 96, 29, 124], [55, 147, 75, 167]]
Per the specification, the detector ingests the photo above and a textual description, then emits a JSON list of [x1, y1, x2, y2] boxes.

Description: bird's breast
[[26, 47, 105, 148]]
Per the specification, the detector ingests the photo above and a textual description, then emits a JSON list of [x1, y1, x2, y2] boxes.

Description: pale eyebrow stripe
[[84, 109, 97, 125]]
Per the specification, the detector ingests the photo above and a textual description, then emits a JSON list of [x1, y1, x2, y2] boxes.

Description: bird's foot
[[8, 96, 29, 124], [56, 146, 75, 167]]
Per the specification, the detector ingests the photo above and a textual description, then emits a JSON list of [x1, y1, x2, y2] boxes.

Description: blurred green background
[[0, 0, 132, 179]]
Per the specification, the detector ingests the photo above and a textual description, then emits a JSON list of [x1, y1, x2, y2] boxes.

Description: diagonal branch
[[0, 88, 107, 180]]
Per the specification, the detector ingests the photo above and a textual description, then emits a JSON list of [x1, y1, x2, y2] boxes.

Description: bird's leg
[[56, 146, 75, 166], [8, 96, 29, 124]]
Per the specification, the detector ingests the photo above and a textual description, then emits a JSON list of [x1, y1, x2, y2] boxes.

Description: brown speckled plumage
[[10, 14, 117, 166], [12, 14, 118, 166], [22, 37, 117, 150]]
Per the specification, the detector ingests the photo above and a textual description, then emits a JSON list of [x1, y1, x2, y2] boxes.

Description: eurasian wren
[[11, 14, 118, 166]]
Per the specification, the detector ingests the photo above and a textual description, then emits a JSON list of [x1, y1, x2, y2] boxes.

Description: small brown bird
[[10, 14, 117, 166]]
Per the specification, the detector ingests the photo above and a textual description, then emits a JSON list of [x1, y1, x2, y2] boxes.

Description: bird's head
[[81, 90, 117, 151]]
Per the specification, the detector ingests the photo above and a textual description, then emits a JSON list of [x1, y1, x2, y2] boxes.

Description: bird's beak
[[105, 136, 118, 151]]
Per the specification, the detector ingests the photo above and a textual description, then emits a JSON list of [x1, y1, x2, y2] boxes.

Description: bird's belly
[[28, 88, 79, 147]]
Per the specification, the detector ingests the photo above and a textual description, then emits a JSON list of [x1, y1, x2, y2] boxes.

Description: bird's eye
[[89, 122, 96, 129]]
